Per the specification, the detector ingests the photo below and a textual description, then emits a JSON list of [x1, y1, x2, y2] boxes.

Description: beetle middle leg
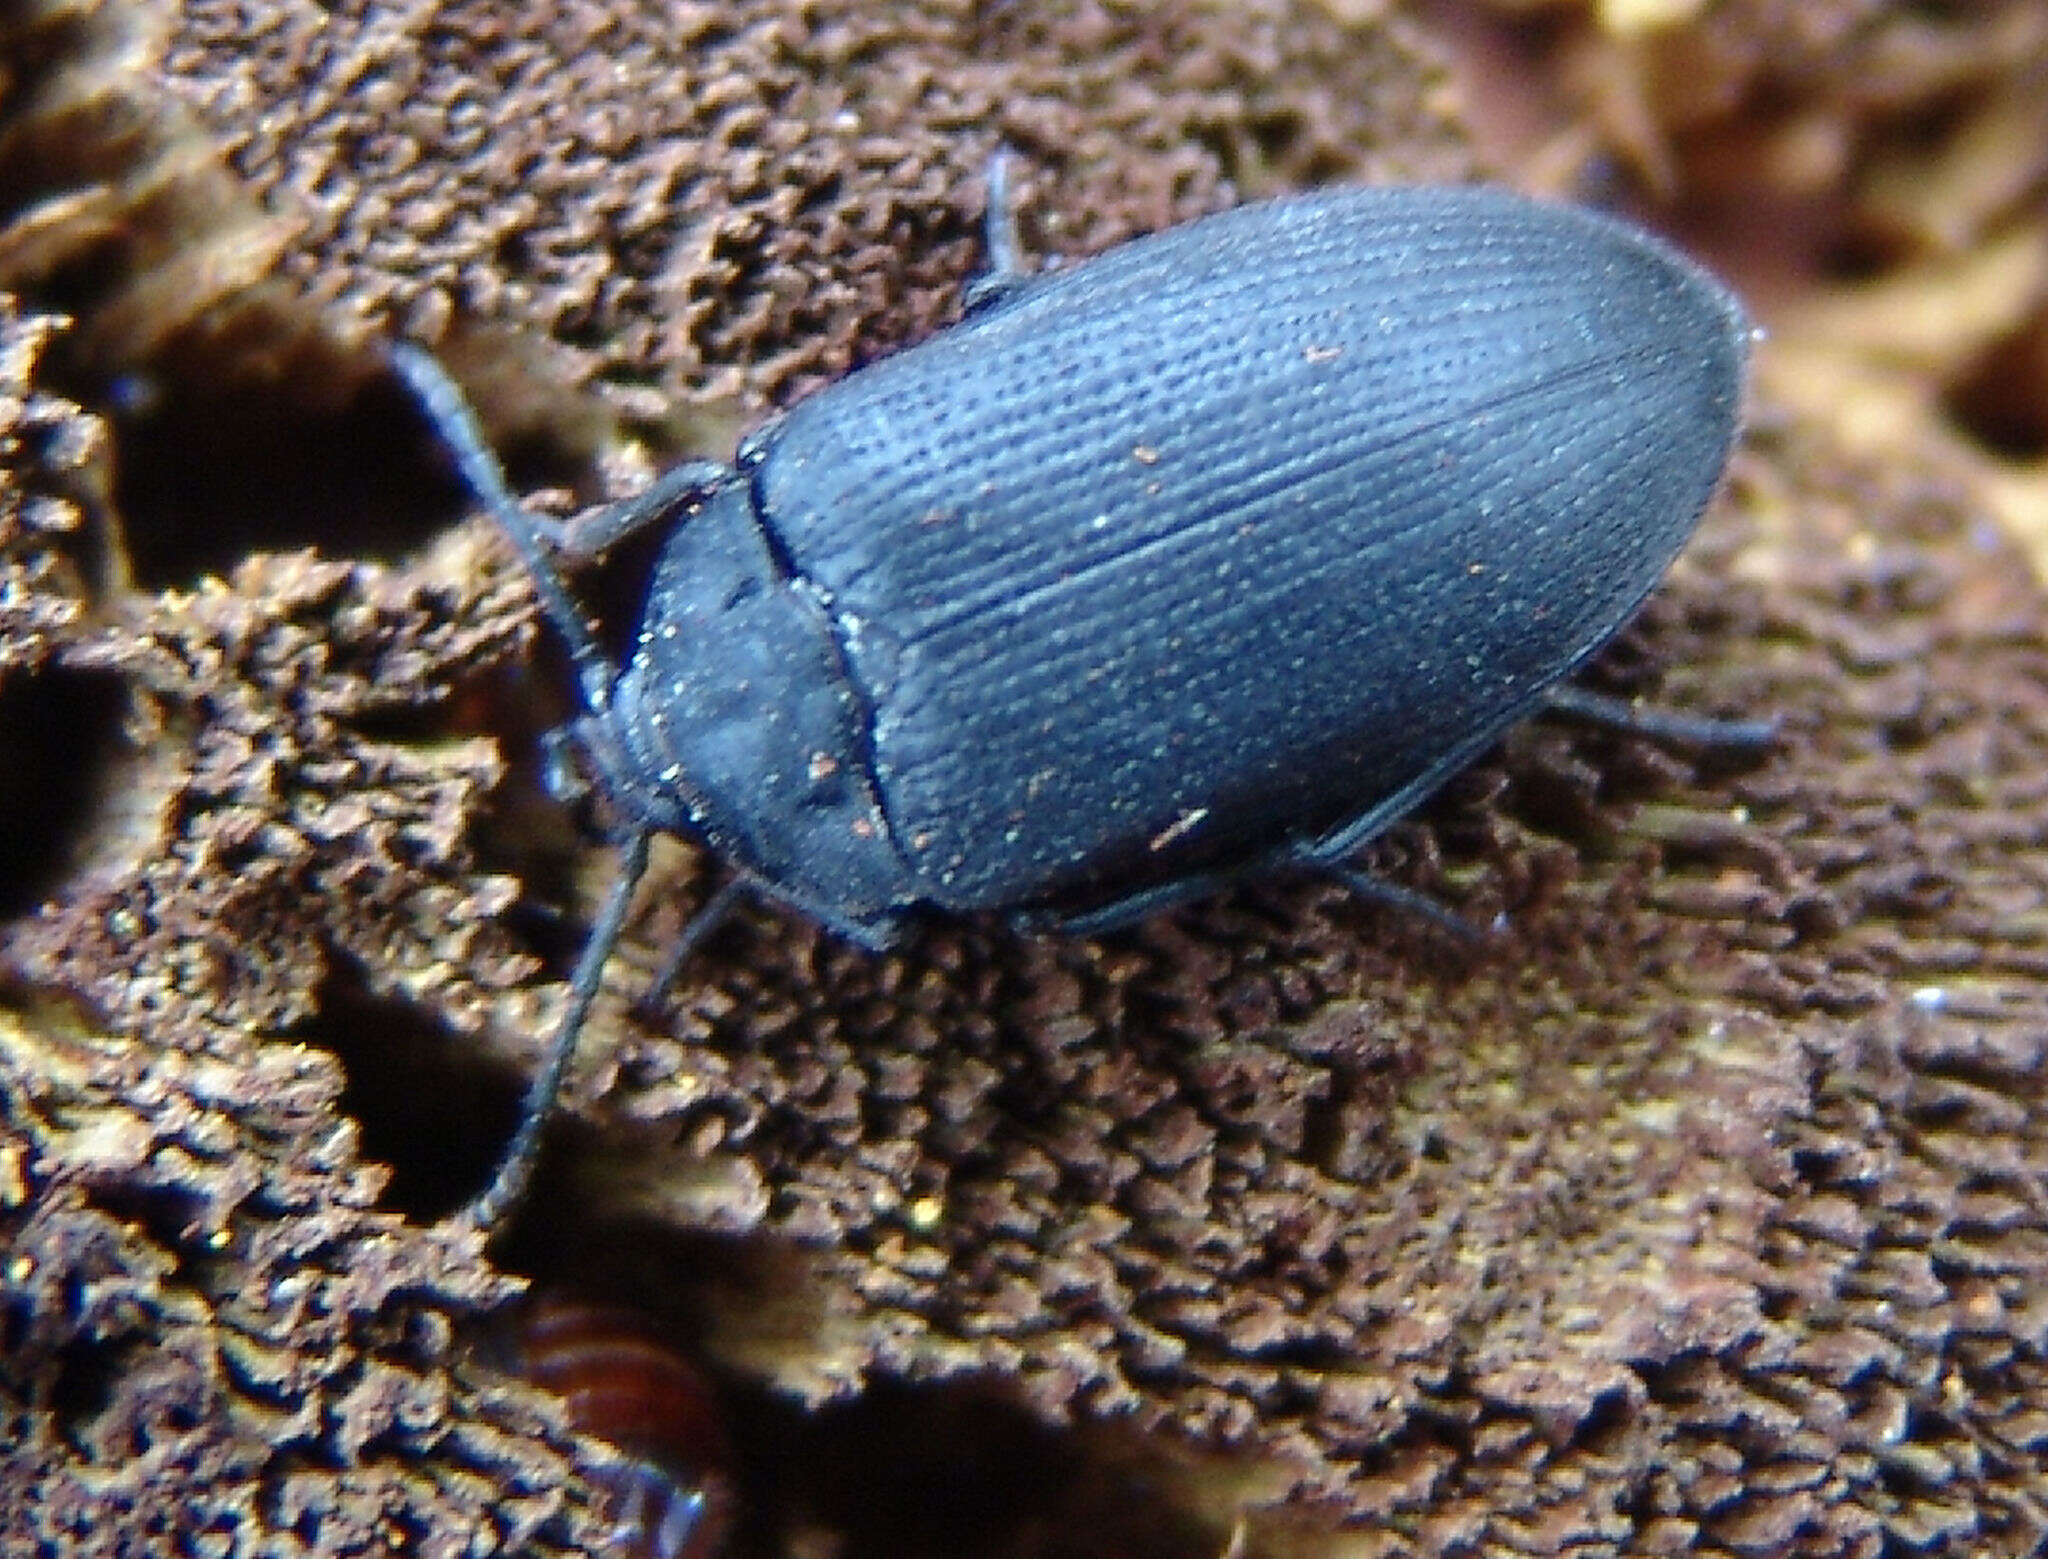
[[1031, 864, 1247, 938], [1542, 684, 1778, 749], [1314, 867, 1489, 941], [1037, 852, 1485, 944], [634, 877, 752, 1017]]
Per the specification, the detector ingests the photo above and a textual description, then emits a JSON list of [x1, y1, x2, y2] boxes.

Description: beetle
[[395, 158, 1771, 1228]]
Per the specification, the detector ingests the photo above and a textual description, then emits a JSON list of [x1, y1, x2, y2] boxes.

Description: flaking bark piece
[[1447, 0, 2048, 310], [0, 1010, 630, 1558], [2, 531, 543, 1048], [0, 527, 675, 1553], [0, 298, 105, 677], [0, 0, 361, 394]]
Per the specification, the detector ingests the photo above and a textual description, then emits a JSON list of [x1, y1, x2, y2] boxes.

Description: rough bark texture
[[4, 1, 2048, 1556]]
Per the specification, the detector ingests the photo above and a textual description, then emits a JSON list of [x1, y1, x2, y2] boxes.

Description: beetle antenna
[[392, 345, 620, 716], [460, 827, 654, 1234]]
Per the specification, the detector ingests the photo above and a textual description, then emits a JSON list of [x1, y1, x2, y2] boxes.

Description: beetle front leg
[[548, 457, 739, 561], [454, 826, 656, 1234]]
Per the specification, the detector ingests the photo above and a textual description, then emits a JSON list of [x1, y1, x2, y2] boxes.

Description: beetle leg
[[634, 876, 751, 1016], [1035, 854, 1486, 942], [548, 457, 737, 561], [1543, 684, 1779, 749], [1316, 866, 1489, 942], [456, 826, 655, 1235], [963, 148, 1035, 314], [1032, 867, 1245, 937], [539, 724, 592, 811]]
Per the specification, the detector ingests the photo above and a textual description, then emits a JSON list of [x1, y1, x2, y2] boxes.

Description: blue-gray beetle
[[395, 162, 1769, 1227]]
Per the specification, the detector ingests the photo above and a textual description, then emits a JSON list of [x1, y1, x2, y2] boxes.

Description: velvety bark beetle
[[396, 157, 1770, 1227]]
